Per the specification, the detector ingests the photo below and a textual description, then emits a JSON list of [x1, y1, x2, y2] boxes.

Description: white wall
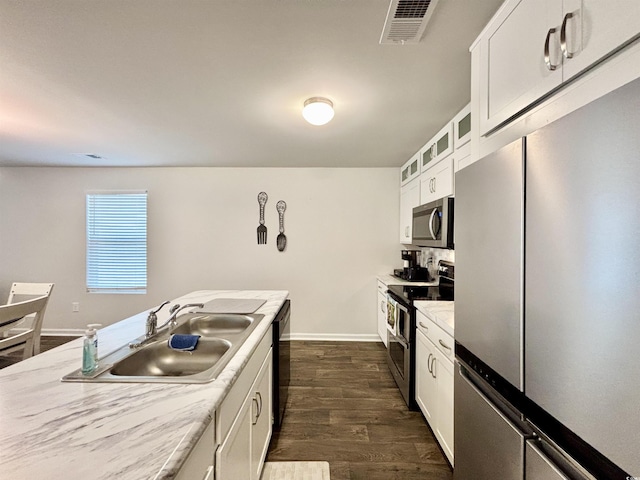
[[0, 167, 399, 340]]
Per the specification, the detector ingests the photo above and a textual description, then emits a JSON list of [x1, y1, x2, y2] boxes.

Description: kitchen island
[[0, 290, 288, 479]]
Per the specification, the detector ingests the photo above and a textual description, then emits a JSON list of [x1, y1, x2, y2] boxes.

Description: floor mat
[[261, 461, 330, 480]]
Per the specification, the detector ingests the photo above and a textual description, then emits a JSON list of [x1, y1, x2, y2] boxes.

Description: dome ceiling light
[[302, 97, 334, 126]]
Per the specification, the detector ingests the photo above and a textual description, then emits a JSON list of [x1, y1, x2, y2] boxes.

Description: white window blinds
[[86, 191, 147, 294]]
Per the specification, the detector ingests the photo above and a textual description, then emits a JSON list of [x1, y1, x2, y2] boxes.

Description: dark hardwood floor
[[2, 337, 453, 479], [0, 335, 78, 369], [267, 341, 453, 480]]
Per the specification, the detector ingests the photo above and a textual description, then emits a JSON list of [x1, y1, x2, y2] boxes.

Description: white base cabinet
[[377, 280, 388, 347], [216, 327, 273, 480], [175, 418, 216, 480], [415, 311, 454, 465]]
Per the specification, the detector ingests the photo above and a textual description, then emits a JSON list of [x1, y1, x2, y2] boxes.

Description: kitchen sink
[[173, 313, 255, 336], [62, 313, 264, 384], [110, 337, 232, 377]]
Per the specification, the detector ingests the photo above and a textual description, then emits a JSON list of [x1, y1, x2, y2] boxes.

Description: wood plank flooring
[[2, 337, 454, 479], [267, 341, 453, 480], [0, 335, 78, 369]]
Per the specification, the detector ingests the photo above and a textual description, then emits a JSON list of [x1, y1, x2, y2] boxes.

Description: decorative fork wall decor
[[257, 192, 268, 244]]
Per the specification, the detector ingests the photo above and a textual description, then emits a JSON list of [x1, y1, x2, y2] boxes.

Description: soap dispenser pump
[[82, 323, 102, 375]]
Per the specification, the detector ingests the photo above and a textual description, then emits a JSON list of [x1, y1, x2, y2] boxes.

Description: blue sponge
[[168, 334, 201, 351]]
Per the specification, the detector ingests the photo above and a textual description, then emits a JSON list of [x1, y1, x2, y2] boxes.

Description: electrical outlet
[[72, 302, 80, 313]]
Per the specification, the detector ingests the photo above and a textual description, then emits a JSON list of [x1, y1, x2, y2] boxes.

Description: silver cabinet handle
[[438, 339, 452, 351], [256, 391, 263, 417], [544, 27, 558, 71], [427, 353, 433, 374], [252, 397, 259, 425], [560, 12, 574, 59], [381, 300, 385, 313], [432, 177, 436, 193], [431, 356, 437, 379], [418, 321, 428, 331]]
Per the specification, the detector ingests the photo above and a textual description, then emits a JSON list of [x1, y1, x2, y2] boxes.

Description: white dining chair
[[3, 282, 54, 358]]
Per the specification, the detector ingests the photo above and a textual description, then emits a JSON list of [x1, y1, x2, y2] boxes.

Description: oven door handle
[[391, 333, 409, 349]]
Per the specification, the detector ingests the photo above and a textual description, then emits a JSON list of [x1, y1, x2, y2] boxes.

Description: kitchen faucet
[[145, 300, 170, 338], [156, 303, 205, 331], [131, 302, 204, 349]]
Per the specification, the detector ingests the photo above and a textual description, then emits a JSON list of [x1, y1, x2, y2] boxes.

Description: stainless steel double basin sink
[[62, 313, 263, 384]]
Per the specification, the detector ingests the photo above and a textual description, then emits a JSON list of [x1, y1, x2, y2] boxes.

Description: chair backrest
[[0, 296, 50, 359], [3, 283, 54, 358], [8, 283, 55, 304]]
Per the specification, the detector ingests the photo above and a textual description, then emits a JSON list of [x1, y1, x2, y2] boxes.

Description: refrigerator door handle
[[526, 438, 595, 480], [459, 364, 533, 438]]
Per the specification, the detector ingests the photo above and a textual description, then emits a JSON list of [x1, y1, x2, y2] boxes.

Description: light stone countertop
[[0, 290, 288, 480], [376, 274, 438, 287], [414, 301, 454, 337]]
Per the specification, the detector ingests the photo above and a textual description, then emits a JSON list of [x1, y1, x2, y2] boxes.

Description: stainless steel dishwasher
[[272, 299, 290, 429]]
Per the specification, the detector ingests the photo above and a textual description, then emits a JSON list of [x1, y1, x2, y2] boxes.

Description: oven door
[[386, 296, 412, 405]]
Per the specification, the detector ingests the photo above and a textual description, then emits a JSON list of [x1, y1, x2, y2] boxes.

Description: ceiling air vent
[[379, 0, 440, 44]]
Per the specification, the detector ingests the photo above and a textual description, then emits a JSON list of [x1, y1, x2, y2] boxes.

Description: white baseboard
[[16, 328, 380, 342], [284, 333, 381, 342]]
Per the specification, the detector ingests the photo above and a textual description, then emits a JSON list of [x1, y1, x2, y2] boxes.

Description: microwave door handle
[[428, 208, 438, 239]]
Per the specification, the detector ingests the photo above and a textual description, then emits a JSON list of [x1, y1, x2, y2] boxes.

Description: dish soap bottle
[[82, 324, 102, 375]]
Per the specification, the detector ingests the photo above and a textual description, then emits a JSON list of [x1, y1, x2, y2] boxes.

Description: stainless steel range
[[386, 261, 454, 409]]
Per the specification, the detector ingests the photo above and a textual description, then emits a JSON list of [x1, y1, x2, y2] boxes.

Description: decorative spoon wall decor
[[257, 192, 268, 244], [276, 200, 287, 252]]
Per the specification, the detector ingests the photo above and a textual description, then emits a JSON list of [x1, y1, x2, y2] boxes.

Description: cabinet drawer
[[377, 280, 388, 295], [416, 311, 454, 362], [217, 325, 272, 442]]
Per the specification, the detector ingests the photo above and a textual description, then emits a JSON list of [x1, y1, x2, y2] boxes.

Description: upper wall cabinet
[[421, 122, 453, 171], [452, 104, 471, 150], [474, 0, 640, 135], [400, 153, 421, 186]]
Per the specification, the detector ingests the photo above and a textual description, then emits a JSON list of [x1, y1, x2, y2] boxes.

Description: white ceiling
[[0, 0, 503, 168]]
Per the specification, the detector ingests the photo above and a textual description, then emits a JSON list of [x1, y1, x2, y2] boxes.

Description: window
[[86, 191, 147, 294]]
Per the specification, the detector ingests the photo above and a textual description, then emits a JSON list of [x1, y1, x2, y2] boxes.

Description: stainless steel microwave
[[412, 197, 454, 248]]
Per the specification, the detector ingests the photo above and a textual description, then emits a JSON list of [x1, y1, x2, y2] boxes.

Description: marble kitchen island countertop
[[0, 289, 288, 480], [414, 300, 454, 337]]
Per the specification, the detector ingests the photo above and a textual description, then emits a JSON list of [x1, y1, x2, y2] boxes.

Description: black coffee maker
[[394, 250, 432, 282]]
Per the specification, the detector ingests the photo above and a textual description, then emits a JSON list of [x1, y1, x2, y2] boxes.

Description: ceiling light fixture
[[302, 97, 334, 126]]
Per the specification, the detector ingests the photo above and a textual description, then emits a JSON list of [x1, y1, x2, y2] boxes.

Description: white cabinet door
[[216, 394, 252, 480], [476, 0, 640, 135], [419, 157, 453, 205], [452, 103, 471, 149], [434, 347, 454, 465], [400, 153, 421, 186], [415, 329, 438, 425], [421, 123, 454, 172], [561, 0, 640, 79], [478, 0, 563, 134], [400, 178, 420, 243], [175, 419, 215, 480], [251, 350, 273, 480], [377, 290, 388, 347]]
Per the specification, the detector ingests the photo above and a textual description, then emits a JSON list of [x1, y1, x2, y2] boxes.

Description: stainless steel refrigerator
[[454, 77, 640, 479]]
